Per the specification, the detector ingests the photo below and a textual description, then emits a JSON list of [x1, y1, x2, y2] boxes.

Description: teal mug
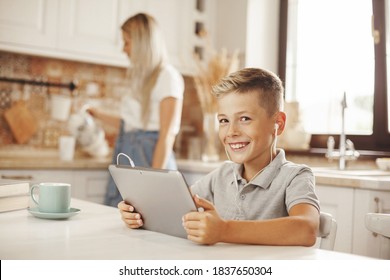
[[30, 182, 71, 213]]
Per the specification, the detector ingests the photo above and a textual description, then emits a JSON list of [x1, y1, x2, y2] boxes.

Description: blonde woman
[[88, 13, 184, 207]]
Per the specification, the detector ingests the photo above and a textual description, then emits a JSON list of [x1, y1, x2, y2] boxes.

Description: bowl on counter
[[376, 158, 390, 171]]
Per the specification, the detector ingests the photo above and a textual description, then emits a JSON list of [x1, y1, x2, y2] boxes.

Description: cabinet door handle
[[372, 197, 381, 237], [374, 197, 381, 213], [1, 175, 33, 180]]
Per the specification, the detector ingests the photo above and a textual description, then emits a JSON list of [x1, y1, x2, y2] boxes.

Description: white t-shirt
[[120, 64, 184, 134]]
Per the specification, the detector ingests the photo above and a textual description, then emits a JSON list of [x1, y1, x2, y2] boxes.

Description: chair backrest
[[317, 212, 337, 250]]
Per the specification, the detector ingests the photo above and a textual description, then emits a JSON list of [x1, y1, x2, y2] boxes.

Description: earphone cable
[[116, 152, 135, 167], [224, 126, 278, 219]]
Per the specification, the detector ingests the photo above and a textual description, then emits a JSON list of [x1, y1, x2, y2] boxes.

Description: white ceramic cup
[[30, 182, 71, 213], [59, 136, 76, 161], [51, 95, 72, 121]]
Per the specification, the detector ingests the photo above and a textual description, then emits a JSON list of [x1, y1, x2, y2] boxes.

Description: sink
[[312, 167, 390, 177]]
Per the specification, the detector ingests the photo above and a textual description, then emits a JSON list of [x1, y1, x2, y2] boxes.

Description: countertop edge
[[0, 157, 112, 170], [1, 158, 389, 191]]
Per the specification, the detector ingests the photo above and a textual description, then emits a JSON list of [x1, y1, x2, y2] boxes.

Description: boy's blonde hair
[[211, 68, 284, 117]]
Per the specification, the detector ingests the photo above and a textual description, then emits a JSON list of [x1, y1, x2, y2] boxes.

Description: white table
[[0, 199, 374, 260]]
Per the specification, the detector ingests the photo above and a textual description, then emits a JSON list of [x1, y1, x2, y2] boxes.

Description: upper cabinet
[[0, 0, 127, 67], [0, 0, 58, 49], [140, 0, 215, 75], [0, 0, 214, 73], [0, 0, 278, 74], [57, 0, 128, 67]]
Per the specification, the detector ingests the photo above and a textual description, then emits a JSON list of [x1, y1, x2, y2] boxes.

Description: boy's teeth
[[230, 143, 247, 149]]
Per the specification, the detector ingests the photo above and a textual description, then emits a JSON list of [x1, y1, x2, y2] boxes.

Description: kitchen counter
[[1, 147, 389, 190], [0, 155, 111, 170], [0, 198, 375, 260], [312, 168, 390, 190], [0, 147, 111, 170], [176, 159, 390, 191], [177, 158, 224, 173]]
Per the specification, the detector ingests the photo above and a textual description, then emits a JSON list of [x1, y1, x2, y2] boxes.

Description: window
[[387, 0, 390, 132], [279, 0, 390, 152]]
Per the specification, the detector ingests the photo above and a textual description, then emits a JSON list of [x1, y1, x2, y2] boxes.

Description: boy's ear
[[275, 111, 286, 135]]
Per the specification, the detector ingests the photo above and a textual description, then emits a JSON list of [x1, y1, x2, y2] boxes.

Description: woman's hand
[[86, 107, 99, 118], [118, 201, 143, 229], [182, 195, 227, 245]]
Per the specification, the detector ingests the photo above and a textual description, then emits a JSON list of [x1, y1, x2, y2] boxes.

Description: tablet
[[108, 164, 197, 238]]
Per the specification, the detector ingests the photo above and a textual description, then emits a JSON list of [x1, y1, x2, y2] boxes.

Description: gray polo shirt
[[190, 149, 320, 220]]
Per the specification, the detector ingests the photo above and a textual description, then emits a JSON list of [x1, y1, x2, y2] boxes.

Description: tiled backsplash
[[0, 51, 204, 159]]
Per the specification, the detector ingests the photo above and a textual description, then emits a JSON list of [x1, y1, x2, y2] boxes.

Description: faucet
[[326, 92, 360, 170]]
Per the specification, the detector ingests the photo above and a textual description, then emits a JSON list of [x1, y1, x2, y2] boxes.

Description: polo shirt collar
[[233, 149, 287, 189]]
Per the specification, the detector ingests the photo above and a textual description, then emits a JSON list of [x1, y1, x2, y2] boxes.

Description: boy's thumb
[[194, 195, 215, 211]]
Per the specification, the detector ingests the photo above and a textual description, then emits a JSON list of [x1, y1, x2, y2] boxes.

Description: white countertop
[[0, 199, 375, 260], [2, 150, 389, 190], [177, 159, 224, 173], [0, 146, 112, 170], [177, 159, 390, 191], [312, 168, 390, 190]]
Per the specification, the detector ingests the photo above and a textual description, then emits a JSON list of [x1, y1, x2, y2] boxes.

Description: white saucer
[[27, 207, 80, 220]]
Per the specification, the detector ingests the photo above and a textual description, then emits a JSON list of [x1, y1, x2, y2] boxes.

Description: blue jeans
[[105, 122, 177, 207]]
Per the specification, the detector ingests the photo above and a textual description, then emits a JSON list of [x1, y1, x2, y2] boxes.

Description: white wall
[[214, 0, 248, 55], [214, 0, 280, 73], [246, 0, 280, 73]]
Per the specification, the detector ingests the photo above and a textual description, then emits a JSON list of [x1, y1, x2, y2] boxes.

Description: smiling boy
[[118, 68, 320, 246]]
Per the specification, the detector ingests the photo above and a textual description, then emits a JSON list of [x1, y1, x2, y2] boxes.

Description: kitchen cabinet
[[130, 0, 199, 74], [0, 0, 281, 73], [0, 0, 127, 67], [353, 189, 390, 259], [0, 169, 74, 185], [56, 0, 128, 67], [316, 184, 390, 258], [177, 159, 222, 186], [180, 170, 206, 186], [0, 0, 58, 50], [0, 169, 109, 204], [0, 0, 214, 73], [309, 185, 355, 253], [72, 170, 109, 204]]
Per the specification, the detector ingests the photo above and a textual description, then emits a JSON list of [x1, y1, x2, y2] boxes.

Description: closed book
[[0, 194, 29, 212], [0, 179, 30, 197]]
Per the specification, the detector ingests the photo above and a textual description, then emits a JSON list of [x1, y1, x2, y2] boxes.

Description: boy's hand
[[182, 195, 227, 245], [117, 201, 143, 229]]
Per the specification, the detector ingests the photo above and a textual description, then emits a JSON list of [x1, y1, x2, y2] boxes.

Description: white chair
[[365, 213, 390, 238], [365, 213, 390, 259], [317, 212, 337, 250]]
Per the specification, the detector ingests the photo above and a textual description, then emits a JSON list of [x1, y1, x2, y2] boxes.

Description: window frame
[[278, 0, 390, 154]]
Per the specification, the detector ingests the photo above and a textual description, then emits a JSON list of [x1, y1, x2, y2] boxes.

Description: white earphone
[[224, 122, 280, 219]]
